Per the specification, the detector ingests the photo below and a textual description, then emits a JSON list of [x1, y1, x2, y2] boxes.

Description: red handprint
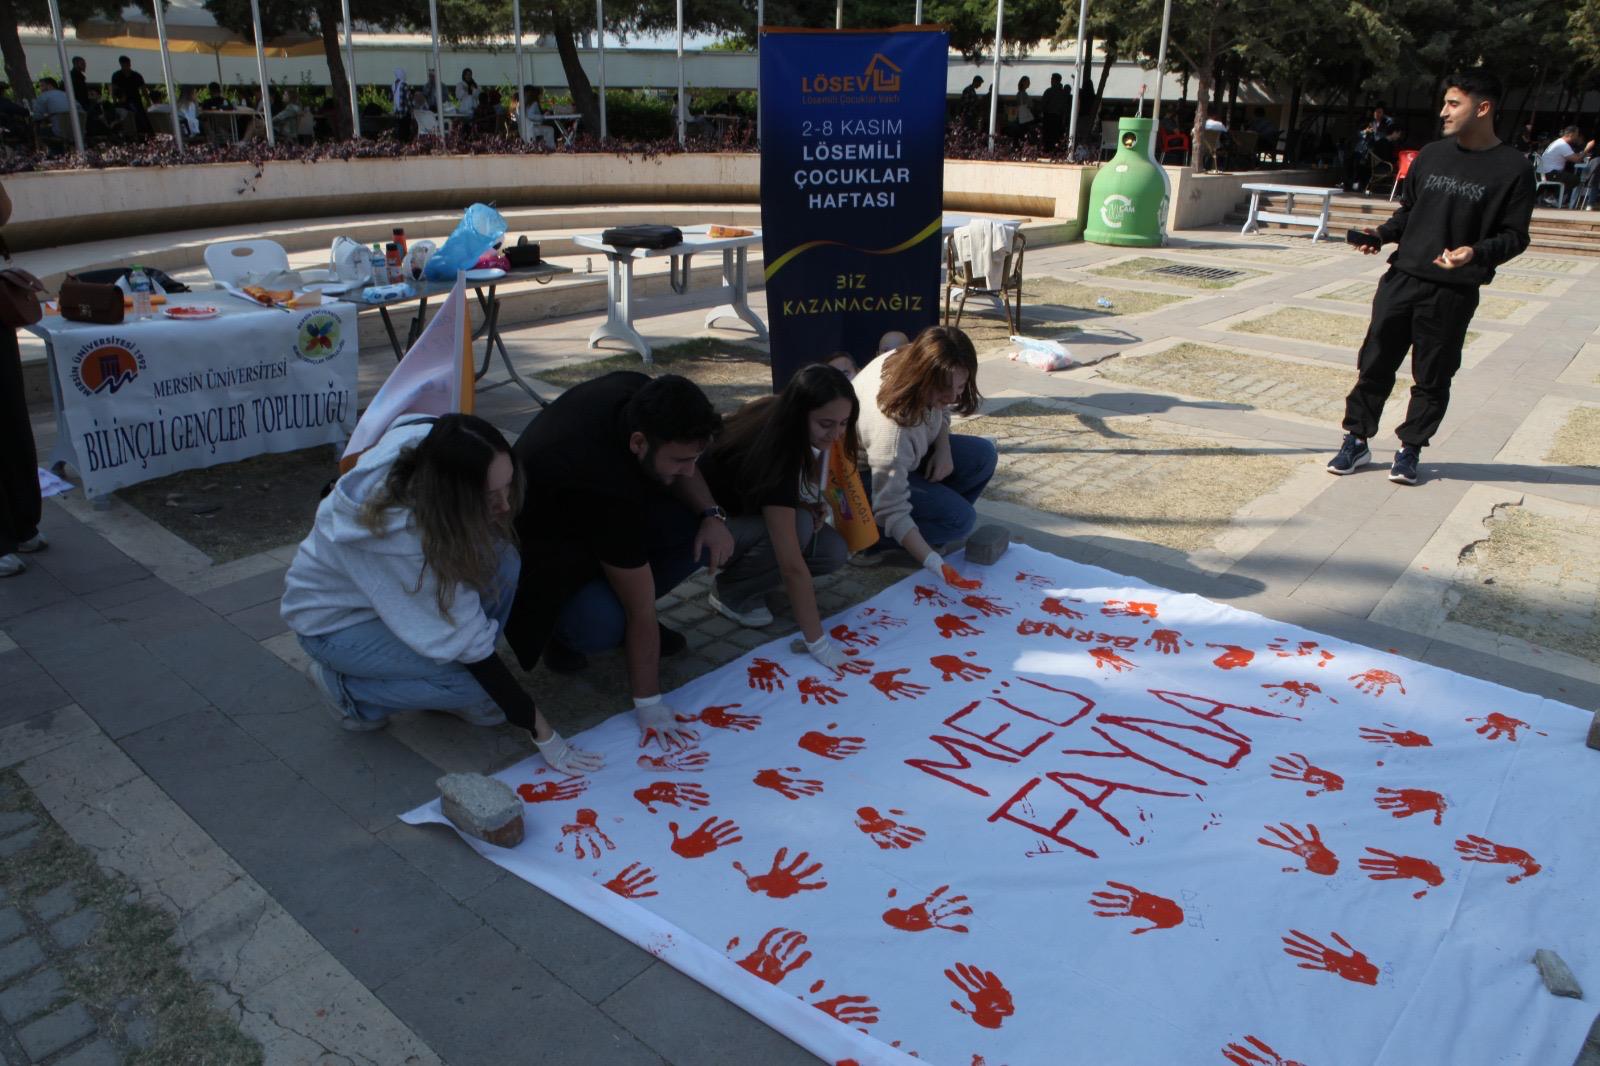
[[1144, 629, 1191, 654], [677, 703, 761, 731], [1207, 643, 1255, 670], [1280, 929, 1378, 985], [1102, 600, 1158, 621], [870, 669, 930, 701], [516, 778, 587, 804], [668, 816, 743, 858], [941, 563, 983, 590], [603, 862, 659, 899], [1015, 571, 1052, 588], [813, 993, 879, 1031], [859, 607, 907, 629], [1088, 881, 1184, 934], [935, 613, 983, 639], [960, 594, 1012, 618], [1467, 712, 1545, 742], [1269, 753, 1344, 797], [1260, 680, 1335, 709], [830, 623, 880, 649], [798, 677, 847, 705], [1359, 847, 1444, 899], [1089, 646, 1136, 672], [732, 927, 811, 985], [1268, 637, 1335, 667], [1455, 834, 1541, 884], [555, 808, 616, 861], [637, 748, 711, 773], [1349, 668, 1405, 697], [914, 585, 954, 607], [798, 731, 866, 761], [753, 767, 824, 800], [1017, 619, 1072, 638], [632, 780, 711, 814], [1222, 1035, 1306, 1066], [883, 884, 971, 933], [747, 657, 790, 692], [1041, 596, 1085, 620], [732, 847, 828, 898], [1258, 822, 1339, 875], [945, 963, 1014, 1029], [1359, 722, 1431, 748], [833, 656, 874, 677], [1374, 786, 1446, 826], [929, 654, 992, 682], [855, 806, 926, 849]]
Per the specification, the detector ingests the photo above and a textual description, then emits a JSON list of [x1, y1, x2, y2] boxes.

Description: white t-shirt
[[1204, 117, 1227, 132], [1540, 138, 1576, 175]]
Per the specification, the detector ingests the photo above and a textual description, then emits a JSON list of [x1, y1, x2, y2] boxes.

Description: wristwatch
[[700, 506, 728, 521]]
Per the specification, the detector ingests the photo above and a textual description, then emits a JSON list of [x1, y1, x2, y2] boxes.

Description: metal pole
[[1067, 0, 1086, 156], [835, 0, 843, 29], [987, 0, 1003, 150], [429, 0, 445, 129], [150, 0, 183, 147], [914, 0, 923, 23], [596, 0, 608, 141], [676, 0, 685, 146], [1152, 0, 1173, 126], [341, 0, 360, 138], [513, 0, 527, 141], [249, 0, 274, 145], [755, 0, 762, 144], [44, 0, 83, 153]]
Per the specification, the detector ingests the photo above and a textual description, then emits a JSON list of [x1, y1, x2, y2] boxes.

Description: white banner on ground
[[403, 544, 1600, 1066], [52, 303, 359, 497]]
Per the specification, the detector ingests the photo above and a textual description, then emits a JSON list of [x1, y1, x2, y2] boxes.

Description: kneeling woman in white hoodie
[[281, 414, 601, 774]]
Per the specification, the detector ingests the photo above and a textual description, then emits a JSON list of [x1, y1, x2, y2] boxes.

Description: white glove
[[921, 550, 945, 576], [635, 696, 699, 751], [535, 730, 604, 774], [805, 634, 851, 673]]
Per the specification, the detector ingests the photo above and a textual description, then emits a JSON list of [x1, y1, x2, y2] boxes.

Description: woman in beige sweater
[[851, 326, 996, 585]]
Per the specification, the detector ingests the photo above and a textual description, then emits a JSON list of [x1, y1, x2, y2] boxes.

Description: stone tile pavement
[[5, 221, 1600, 1063]]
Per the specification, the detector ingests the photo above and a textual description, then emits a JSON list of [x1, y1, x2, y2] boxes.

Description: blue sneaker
[[1327, 433, 1371, 475], [1389, 446, 1421, 485]]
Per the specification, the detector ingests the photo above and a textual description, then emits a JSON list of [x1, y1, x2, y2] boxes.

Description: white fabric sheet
[[403, 544, 1600, 1066]]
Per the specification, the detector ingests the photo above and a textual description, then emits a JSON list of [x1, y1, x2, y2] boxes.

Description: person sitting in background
[[1538, 125, 1594, 201], [200, 82, 231, 110], [825, 350, 857, 380], [176, 86, 199, 135], [1344, 103, 1395, 192], [518, 85, 554, 146], [30, 78, 76, 121], [1250, 107, 1280, 152], [82, 88, 117, 138]]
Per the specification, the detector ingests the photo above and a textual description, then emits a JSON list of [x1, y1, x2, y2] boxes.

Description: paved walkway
[[3, 222, 1598, 1064]]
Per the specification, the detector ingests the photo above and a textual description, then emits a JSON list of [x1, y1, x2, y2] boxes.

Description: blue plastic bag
[[424, 203, 508, 281]]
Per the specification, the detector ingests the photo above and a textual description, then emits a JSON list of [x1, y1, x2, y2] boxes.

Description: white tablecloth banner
[[403, 544, 1600, 1066], [52, 304, 359, 496]]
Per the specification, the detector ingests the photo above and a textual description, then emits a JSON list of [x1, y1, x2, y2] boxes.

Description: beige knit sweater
[[851, 351, 949, 544]]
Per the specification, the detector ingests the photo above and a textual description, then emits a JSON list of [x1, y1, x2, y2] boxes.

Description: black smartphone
[[1346, 228, 1381, 248]]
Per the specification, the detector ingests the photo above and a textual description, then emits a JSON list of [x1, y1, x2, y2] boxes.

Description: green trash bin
[[1083, 116, 1172, 247]]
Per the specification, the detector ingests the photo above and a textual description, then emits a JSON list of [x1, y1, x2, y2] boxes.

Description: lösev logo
[[801, 53, 902, 95], [69, 336, 146, 397], [294, 310, 345, 363]]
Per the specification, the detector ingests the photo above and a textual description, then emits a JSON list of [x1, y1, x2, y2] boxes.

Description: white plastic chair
[[1533, 157, 1566, 209], [204, 239, 291, 286], [413, 109, 441, 136]]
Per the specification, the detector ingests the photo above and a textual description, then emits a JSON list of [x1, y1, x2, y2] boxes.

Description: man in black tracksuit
[[1328, 70, 1534, 485]]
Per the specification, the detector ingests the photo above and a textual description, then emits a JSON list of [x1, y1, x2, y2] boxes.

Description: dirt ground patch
[[1088, 256, 1265, 290], [1317, 283, 1525, 322], [1230, 306, 1372, 348], [1450, 504, 1600, 662], [534, 337, 773, 413], [1028, 277, 1189, 317], [1545, 405, 1600, 468], [960, 401, 1298, 552], [1506, 256, 1581, 274]]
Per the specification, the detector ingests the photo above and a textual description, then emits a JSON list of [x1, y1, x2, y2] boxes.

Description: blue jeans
[[298, 546, 519, 723], [902, 433, 998, 546]]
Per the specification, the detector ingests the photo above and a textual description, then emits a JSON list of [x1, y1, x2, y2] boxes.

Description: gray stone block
[[17, 1001, 97, 1060], [56, 1040, 122, 1066], [964, 524, 1011, 566], [1587, 710, 1600, 752], [0, 908, 23, 945], [1535, 949, 1585, 999], [437, 773, 524, 848], [31, 883, 79, 923], [0, 967, 66, 1025], [0, 935, 41, 983], [49, 908, 101, 951]]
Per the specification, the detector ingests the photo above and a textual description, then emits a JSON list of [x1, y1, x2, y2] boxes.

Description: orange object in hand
[[941, 563, 982, 590]]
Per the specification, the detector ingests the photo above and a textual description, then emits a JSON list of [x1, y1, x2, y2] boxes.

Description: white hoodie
[[280, 421, 500, 664]]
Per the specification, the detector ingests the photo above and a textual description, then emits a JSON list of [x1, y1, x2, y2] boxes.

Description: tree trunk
[[1190, 63, 1212, 170], [0, 0, 35, 103], [1287, 81, 1303, 164], [551, 9, 598, 139], [315, 0, 354, 140], [1093, 48, 1112, 130]]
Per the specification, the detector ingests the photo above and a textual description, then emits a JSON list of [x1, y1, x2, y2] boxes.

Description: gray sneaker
[[1327, 433, 1371, 475], [709, 590, 774, 628], [309, 661, 387, 732], [0, 554, 24, 578]]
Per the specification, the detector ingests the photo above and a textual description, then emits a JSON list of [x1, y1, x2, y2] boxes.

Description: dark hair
[[704, 364, 859, 513], [877, 325, 981, 424], [359, 414, 522, 615], [207, 81, 222, 93], [1445, 70, 1503, 108], [118, 55, 130, 64], [39, 77, 58, 90], [624, 374, 721, 447]]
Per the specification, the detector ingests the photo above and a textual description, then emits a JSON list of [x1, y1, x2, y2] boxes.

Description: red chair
[[1389, 149, 1420, 202], [1159, 130, 1190, 165]]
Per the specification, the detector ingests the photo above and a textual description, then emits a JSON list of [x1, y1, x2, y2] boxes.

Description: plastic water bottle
[[129, 265, 153, 319], [369, 243, 388, 285], [1095, 296, 1115, 310]]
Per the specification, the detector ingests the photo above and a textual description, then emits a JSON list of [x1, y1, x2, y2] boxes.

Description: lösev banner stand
[[760, 26, 947, 389]]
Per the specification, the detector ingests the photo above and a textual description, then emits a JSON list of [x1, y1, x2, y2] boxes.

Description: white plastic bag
[[1006, 335, 1075, 372]]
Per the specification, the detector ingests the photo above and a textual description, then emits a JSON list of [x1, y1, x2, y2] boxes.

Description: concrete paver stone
[[15, 1001, 98, 1060]]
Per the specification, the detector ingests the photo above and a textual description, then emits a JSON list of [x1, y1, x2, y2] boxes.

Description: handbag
[[600, 224, 683, 250], [59, 274, 125, 325], [503, 235, 541, 268], [0, 236, 43, 329]]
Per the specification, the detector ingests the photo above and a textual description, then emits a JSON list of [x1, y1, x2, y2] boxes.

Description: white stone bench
[[1239, 183, 1341, 242]]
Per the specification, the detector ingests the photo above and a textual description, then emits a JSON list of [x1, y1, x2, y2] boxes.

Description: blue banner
[[760, 28, 948, 389]]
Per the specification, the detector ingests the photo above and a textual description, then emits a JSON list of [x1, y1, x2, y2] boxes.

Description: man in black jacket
[[1327, 70, 1533, 486]]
